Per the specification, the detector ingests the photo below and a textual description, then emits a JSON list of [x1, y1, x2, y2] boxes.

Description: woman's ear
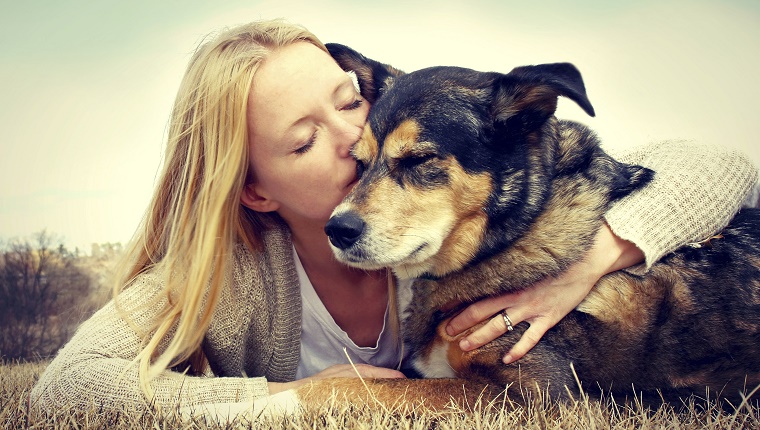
[[240, 183, 279, 213]]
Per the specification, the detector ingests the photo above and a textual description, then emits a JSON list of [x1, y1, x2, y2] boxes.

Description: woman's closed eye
[[341, 98, 363, 111], [294, 131, 317, 155], [293, 93, 363, 156]]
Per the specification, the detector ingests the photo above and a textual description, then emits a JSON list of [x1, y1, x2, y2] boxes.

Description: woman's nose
[[330, 117, 364, 157]]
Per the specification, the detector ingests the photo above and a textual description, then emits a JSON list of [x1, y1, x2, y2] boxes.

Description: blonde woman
[[30, 19, 758, 416]]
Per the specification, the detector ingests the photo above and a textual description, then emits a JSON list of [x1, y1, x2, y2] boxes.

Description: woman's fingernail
[[503, 354, 513, 364], [459, 339, 471, 351], [446, 325, 455, 336]]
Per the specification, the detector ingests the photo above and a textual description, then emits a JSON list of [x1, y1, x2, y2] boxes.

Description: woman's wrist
[[593, 223, 645, 276]]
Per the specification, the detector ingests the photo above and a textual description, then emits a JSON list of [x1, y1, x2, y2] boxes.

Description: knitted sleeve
[[29, 272, 270, 415], [604, 140, 758, 269]]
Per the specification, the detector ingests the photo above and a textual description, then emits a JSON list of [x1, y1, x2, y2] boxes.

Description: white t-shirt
[[294, 247, 413, 379]]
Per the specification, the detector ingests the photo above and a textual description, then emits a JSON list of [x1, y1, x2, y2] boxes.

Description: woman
[[31, 19, 757, 415]]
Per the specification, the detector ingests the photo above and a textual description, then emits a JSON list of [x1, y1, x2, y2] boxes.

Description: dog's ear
[[326, 43, 405, 104], [493, 63, 595, 135]]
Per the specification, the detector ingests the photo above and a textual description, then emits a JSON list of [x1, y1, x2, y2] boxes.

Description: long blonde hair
[[113, 19, 326, 399]]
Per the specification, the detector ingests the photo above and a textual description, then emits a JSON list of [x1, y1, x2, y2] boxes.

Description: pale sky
[[1, 0, 758, 252]]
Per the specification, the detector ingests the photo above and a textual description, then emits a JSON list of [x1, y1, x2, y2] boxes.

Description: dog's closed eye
[[401, 153, 437, 169]]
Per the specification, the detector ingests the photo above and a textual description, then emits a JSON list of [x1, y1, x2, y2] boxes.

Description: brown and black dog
[[289, 45, 760, 411]]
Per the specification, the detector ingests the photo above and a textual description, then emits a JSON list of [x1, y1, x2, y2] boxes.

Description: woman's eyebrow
[[333, 76, 357, 97]]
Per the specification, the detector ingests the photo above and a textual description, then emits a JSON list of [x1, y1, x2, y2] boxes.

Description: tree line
[[0, 231, 108, 361]]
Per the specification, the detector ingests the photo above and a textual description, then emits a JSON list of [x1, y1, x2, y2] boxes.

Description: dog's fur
[[297, 45, 760, 411]]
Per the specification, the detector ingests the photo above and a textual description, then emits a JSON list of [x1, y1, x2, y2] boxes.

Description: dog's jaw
[[391, 260, 437, 281], [328, 240, 440, 281]]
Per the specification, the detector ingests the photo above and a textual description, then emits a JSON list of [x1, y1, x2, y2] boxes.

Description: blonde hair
[[113, 19, 326, 399]]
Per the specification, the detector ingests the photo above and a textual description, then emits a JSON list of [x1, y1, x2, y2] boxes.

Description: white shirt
[[294, 247, 412, 379]]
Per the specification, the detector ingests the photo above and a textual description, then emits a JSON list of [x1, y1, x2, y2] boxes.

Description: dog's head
[[324, 44, 609, 280]]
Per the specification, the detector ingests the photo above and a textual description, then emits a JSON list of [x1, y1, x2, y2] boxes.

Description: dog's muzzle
[[324, 211, 365, 250]]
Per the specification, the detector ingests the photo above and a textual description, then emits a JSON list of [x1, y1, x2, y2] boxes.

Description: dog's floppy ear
[[493, 63, 595, 135], [326, 43, 404, 104]]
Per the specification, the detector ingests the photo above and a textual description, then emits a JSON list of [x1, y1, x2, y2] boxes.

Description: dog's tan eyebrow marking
[[406, 141, 438, 157], [384, 119, 422, 160], [352, 126, 379, 162]]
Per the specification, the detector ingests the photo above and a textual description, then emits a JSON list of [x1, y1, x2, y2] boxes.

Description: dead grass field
[[3, 360, 758, 429]]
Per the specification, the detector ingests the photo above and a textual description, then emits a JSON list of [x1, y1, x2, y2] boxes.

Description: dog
[[283, 44, 760, 412]]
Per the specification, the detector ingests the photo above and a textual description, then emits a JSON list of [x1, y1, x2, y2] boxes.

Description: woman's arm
[[29, 275, 270, 415], [30, 271, 405, 419], [446, 141, 758, 362], [605, 140, 758, 269]]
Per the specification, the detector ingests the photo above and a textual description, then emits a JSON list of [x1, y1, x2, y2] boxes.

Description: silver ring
[[501, 310, 514, 332]]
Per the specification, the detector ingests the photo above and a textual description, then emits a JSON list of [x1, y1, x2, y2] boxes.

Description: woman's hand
[[308, 363, 406, 380], [268, 364, 405, 394], [445, 223, 644, 364]]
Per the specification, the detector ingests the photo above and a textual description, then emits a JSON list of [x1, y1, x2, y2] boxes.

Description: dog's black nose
[[325, 212, 365, 250]]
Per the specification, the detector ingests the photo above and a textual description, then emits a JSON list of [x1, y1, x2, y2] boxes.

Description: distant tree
[[0, 230, 93, 360]]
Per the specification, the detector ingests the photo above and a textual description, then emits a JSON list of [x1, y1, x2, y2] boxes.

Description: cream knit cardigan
[[31, 141, 758, 413]]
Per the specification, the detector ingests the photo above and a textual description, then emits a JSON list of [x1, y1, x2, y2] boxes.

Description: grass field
[[3, 360, 758, 429]]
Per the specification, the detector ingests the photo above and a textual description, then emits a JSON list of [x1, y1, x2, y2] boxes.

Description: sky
[[1, 0, 759, 253]]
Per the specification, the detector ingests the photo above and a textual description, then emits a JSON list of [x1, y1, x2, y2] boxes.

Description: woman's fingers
[[315, 363, 406, 379], [358, 365, 406, 379], [446, 293, 515, 337], [502, 321, 550, 364], [455, 309, 554, 364], [458, 309, 520, 351]]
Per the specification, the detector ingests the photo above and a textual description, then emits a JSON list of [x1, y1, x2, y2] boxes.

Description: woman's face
[[243, 42, 369, 230]]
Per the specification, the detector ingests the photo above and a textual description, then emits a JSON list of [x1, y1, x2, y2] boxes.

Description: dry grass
[[3, 360, 758, 429]]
